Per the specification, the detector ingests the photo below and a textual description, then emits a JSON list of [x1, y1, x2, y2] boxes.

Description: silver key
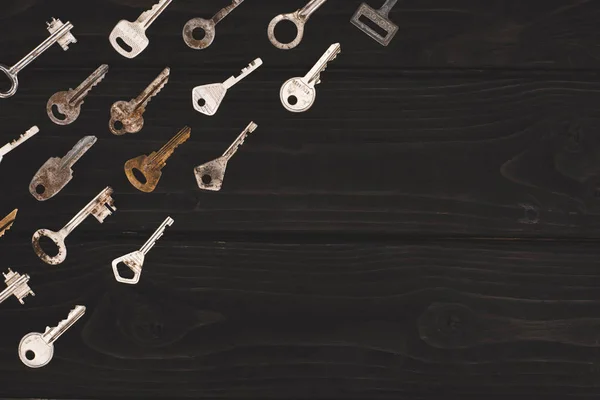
[[109, 0, 173, 58], [280, 43, 340, 112], [112, 216, 174, 285], [0, 18, 76, 99], [194, 122, 258, 191], [47, 64, 109, 125], [0, 269, 34, 306], [183, 0, 245, 50], [0, 126, 39, 164], [192, 58, 262, 116], [268, 0, 328, 50], [19, 305, 86, 368], [32, 187, 116, 265], [29, 136, 97, 201], [351, 0, 399, 46]]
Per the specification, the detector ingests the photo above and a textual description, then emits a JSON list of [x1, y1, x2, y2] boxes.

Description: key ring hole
[[196, 98, 206, 108], [113, 120, 124, 131], [51, 104, 67, 121], [115, 37, 133, 53], [274, 20, 299, 45], [115, 261, 136, 281], [0, 65, 18, 98], [192, 27, 207, 41], [201, 174, 212, 185], [25, 350, 36, 361], [287, 95, 298, 105], [38, 236, 60, 258], [268, 14, 304, 50], [132, 168, 148, 185], [35, 184, 46, 195]]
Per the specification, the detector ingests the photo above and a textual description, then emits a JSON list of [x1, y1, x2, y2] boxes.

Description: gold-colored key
[[0, 209, 17, 238], [124, 126, 191, 193]]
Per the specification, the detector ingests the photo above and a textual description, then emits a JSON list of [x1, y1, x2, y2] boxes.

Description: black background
[[2, 0, 600, 398]]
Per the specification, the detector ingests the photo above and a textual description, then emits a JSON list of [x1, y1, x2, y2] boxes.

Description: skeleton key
[[19, 305, 85, 368], [124, 126, 191, 193], [280, 42, 341, 112], [109, 68, 170, 135], [47, 64, 109, 125], [112, 216, 174, 284], [0, 209, 18, 239], [0, 269, 34, 306], [268, 0, 328, 50], [192, 58, 262, 116], [110, 0, 172, 58], [351, 0, 399, 46], [0, 126, 39, 164], [194, 122, 258, 191], [29, 136, 97, 201], [32, 187, 116, 265], [183, 0, 245, 50]]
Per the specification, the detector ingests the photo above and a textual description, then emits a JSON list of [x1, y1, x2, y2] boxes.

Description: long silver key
[[109, 0, 173, 58], [183, 0, 245, 50], [194, 121, 257, 191], [280, 43, 340, 112], [0, 126, 39, 164], [351, 0, 399, 46], [112, 216, 174, 285], [0, 269, 34, 306], [47, 64, 109, 125], [0, 18, 76, 98], [192, 58, 262, 116], [268, 0, 328, 50], [32, 187, 116, 265], [19, 305, 86, 368], [29, 136, 97, 201]]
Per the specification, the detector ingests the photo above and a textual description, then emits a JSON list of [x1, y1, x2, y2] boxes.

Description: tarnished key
[[112, 216, 174, 284], [192, 58, 262, 116], [268, 0, 328, 50], [0, 126, 39, 164], [109, 0, 173, 58], [183, 0, 245, 50], [124, 126, 191, 193], [109, 67, 170, 135], [32, 187, 116, 265], [0, 209, 18, 239], [280, 43, 341, 112], [29, 136, 97, 201], [0, 269, 34, 305], [19, 305, 86, 368], [194, 122, 258, 191], [0, 18, 76, 98], [47, 64, 109, 125], [351, 0, 399, 46]]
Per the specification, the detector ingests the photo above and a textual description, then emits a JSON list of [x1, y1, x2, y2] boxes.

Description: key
[[183, 0, 245, 50], [268, 0, 328, 50], [29, 136, 97, 201], [32, 187, 116, 265], [192, 58, 262, 116], [280, 43, 341, 112], [109, 67, 170, 135], [351, 0, 399, 46], [109, 0, 173, 58], [0, 18, 76, 99], [19, 305, 85, 368], [112, 216, 174, 284], [194, 121, 258, 191], [0, 209, 18, 239], [0, 269, 34, 305], [0, 126, 39, 164], [124, 126, 191, 193], [47, 64, 109, 125]]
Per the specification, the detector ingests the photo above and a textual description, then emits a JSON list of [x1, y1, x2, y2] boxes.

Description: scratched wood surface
[[1, 0, 600, 398]]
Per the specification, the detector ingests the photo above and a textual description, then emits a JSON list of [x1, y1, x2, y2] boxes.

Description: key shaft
[[140, 217, 174, 255], [223, 58, 263, 89], [0, 126, 39, 157], [223, 122, 258, 161], [42, 305, 86, 344], [303, 43, 341, 86], [138, 0, 173, 29], [149, 127, 191, 166], [69, 64, 109, 105], [0, 269, 34, 305]]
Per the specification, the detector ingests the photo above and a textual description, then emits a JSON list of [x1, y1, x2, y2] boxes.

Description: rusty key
[[351, 0, 399, 46]]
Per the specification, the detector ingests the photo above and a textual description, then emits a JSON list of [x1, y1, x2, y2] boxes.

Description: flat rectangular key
[[30, 136, 97, 201], [183, 0, 245, 49], [32, 187, 116, 265], [0, 269, 34, 305], [0, 126, 39, 163], [268, 0, 328, 50], [351, 0, 399, 46], [0, 209, 18, 239], [192, 58, 262, 116]]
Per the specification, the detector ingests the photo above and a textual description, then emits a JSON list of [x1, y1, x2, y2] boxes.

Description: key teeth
[[75, 66, 109, 104]]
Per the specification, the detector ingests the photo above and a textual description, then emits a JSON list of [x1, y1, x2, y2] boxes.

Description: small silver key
[[0, 18, 76, 99], [194, 122, 258, 191], [112, 216, 174, 285], [47, 64, 109, 125], [19, 305, 86, 368], [0, 269, 34, 306], [351, 0, 399, 46], [0, 126, 39, 164], [280, 43, 340, 112], [268, 0, 328, 50], [109, 0, 173, 58], [29, 136, 97, 201], [183, 0, 245, 50], [192, 58, 262, 116], [32, 187, 116, 265]]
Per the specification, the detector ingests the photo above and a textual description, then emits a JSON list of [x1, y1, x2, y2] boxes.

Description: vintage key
[[192, 58, 262, 116], [0, 269, 34, 306], [29, 136, 97, 201], [194, 122, 258, 191], [19, 305, 86, 368], [268, 0, 328, 50], [280, 43, 341, 112], [124, 126, 191, 193], [351, 0, 399, 46], [183, 0, 245, 50], [0, 209, 18, 239], [109, 0, 173, 58], [109, 67, 170, 135], [32, 187, 116, 265], [0, 126, 39, 164], [47, 64, 109, 125], [0, 18, 76, 99], [112, 216, 174, 285]]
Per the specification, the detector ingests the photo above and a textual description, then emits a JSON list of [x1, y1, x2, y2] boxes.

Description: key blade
[[213, 0, 245, 24], [137, 68, 170, 108], [61, 135, 97, 169], [0, 126, 39, 157], [223, 121, 258, 160], [192, 83, 227, 116], [139, 216, 174, 255], [304, 43, 341, 86], [137, 0, 173, 29], [152, 127, 191, 164], [43, 305, 86, 344], [70, 64, 109, 105], [223, 58, 263, 89], [0, 209, 17, 238]]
